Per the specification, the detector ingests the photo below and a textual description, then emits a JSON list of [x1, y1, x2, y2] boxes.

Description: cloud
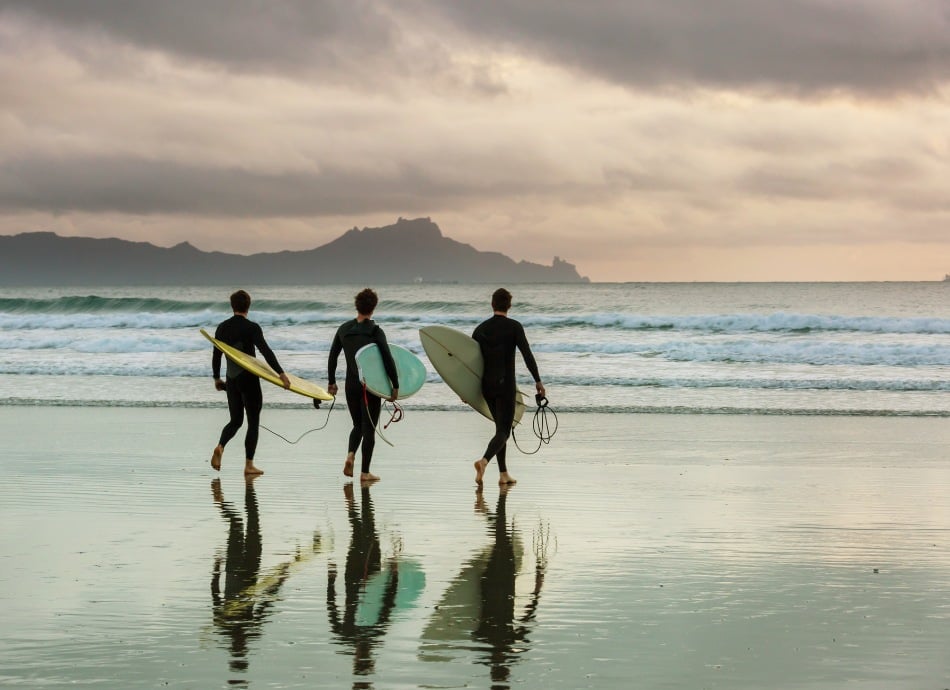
[[0, 155, 534, 217], [1, 1, 397, 74], [415, 0, 950, 97], [5, 0, 949, 97]]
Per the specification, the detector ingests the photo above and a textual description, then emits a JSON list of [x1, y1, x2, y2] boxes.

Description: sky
[[1, 0, 948, 282]]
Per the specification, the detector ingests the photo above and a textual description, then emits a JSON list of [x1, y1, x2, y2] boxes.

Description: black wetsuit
[[472, 314, 542, 472], [327, 318, 399, 474], [212, 315, 285, 461]]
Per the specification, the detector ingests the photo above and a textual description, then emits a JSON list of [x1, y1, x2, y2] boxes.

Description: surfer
[[327, 288, 399, 484], [210, 289, 290, 476], [472, 288, 545, 485]]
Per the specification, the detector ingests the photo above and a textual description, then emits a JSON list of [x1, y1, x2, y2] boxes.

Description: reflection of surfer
[[326, 482, 399, 680], [472, 288, 545, 485], [210, 477, 286, 675], [210, 289, 291, 476], [472, 486, 546, 685], [210, 478, 322, 679]]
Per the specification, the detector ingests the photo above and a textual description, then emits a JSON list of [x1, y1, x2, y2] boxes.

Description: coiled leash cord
[[512, 394, 558, 455], [381, 400, 404, 429], [362, 383, 405, 448], [260, 396, 336, 445]]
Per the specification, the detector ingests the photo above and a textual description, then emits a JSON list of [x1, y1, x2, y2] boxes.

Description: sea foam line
[[3, 309, 950, 334]]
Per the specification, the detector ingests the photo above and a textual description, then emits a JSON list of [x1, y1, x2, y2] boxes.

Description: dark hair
[[355, 288, 378, 315], [230, 289, 251, 313], [491, 288, 512, 312]]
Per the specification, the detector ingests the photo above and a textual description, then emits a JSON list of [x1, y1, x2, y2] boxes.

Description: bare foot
[[474, 458, 488, 484], [211, 445, 223, 471], [343, 453, 355, 477], [498, 472, 517, 485], [360, 472, 380, 485], [244, 461, 264, 476]]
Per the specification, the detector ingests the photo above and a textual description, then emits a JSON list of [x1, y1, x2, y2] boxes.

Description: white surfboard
[[418, 325, 525, 425]]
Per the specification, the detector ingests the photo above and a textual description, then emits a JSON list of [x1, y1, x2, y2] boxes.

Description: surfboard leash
[[512, 395, 559, 455], [381, 400, 404, 429], [260, 396, 337, 445], [362, 382, 404, 447]]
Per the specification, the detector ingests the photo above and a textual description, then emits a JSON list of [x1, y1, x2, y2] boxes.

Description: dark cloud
[[4, 0, 946, 95], [0, 0, 414, 80], [0, 155, 548, 217], [414, 0, 950, 97]]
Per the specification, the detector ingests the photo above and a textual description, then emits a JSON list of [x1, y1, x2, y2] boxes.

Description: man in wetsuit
[[210, 289, 290, 476], [472, 288, 545, 485], [327, 288, 399, 484]]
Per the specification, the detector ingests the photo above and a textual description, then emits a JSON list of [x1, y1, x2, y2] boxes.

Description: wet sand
[[1, 406, 948, 688]]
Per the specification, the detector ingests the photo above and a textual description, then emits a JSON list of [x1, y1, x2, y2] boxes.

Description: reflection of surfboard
[[200, 329, 333, 401], [419, 535, 524, 661], [418, 325, 525, 424], [355, 343, 427, 399], [219, 533, 327, 619], [355, 558, 426, 627]]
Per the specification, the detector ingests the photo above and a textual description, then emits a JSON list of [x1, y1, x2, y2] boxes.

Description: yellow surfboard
[[200, 329, 333, 401]]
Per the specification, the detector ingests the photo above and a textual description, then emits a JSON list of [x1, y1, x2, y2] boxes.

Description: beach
[[2, 405, 948, 688]]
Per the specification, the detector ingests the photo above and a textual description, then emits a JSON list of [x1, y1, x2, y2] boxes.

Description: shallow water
[[1, 407, 949, 688]]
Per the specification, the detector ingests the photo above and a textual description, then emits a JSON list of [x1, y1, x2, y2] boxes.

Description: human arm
[[327, 329, 342, 396], [211, 327, 225, 390], [253, 324, 291, 388], [373, 327, 400, 401], [514, 322, 544, 394]]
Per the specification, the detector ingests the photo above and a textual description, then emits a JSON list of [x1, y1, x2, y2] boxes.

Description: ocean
[[1, 281, 948, 416]]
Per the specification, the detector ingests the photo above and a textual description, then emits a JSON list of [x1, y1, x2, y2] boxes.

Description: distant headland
[[0, 217, 589, 286]]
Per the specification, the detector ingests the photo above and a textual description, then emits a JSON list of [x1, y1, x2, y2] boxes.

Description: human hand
[[214, 378, 226, 391], [387, 387, 399, 402], [328, 383, 338, 397], [279, 372, 291, 389], [535, 381, 546, 398]]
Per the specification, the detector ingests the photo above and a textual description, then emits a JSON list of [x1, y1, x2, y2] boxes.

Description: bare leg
[[498, 471, 517, 485], [474, 458, 488, 485], [244, 459, 264, 476], [211, 445, 224, 471], [343, 452, 355, 477]]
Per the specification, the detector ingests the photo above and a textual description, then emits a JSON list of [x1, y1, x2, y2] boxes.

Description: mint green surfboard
[[355, 343, 427, 399]]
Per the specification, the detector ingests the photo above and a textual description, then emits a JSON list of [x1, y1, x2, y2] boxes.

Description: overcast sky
[[1, 0, 948, 281]]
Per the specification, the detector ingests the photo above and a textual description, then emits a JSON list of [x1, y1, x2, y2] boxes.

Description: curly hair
[[354, 288, 378, 315]]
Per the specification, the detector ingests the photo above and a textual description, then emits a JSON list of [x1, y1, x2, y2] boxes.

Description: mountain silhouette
[[0, 217, 589, 285]]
